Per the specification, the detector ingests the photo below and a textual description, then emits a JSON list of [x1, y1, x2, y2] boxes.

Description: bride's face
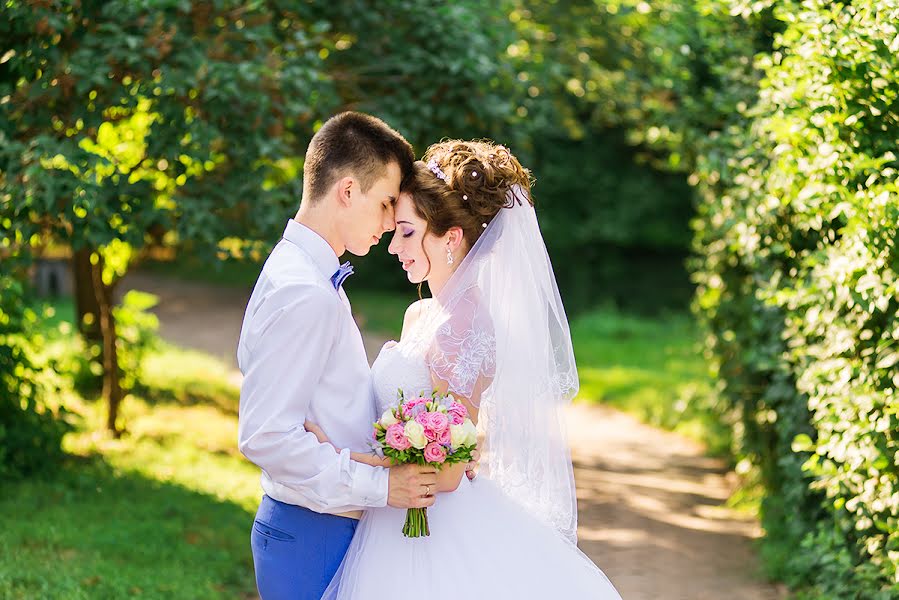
[[388, 192, 456, 285]]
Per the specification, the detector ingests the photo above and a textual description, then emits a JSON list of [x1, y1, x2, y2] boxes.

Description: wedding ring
[[424, 484, 431, 496]]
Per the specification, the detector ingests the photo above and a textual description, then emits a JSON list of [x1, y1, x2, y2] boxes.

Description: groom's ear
[[335, 176, 355, 208]]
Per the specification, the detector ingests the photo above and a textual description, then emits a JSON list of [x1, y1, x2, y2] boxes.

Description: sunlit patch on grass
[[571, 307, 729, 455]]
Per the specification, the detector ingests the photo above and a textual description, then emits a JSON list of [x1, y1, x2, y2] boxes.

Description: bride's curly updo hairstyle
[[407, 140, 534, 249]]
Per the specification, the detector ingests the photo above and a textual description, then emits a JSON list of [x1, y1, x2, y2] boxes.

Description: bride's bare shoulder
[[401, 299, 433, 336]]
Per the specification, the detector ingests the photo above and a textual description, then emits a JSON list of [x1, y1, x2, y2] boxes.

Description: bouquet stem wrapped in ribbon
[[373, 390, 478, 538]]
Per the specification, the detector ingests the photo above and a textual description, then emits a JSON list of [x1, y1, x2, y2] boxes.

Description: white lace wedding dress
[[320, 336, 623, 600]]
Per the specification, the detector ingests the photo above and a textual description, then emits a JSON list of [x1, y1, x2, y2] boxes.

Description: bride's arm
[[304, 421, 391, 468], [436, 462, 468, 492]]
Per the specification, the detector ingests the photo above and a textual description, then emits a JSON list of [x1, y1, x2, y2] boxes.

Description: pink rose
[[417, 411, 449, 432], [448, 403, 467, 426], [429, 412, 449, 434], [403, 397, 428, 418], [423, 442, 447, 464], [385, 423, 411, 450], [424, 427, 438, 442], [436, 427, 451, 446]]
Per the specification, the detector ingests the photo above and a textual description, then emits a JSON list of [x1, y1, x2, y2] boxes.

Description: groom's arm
[[238, 283, 388, 511]]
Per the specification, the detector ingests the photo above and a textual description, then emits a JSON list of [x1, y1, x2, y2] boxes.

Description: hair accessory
[[462, 195, 468, 201], [427, 159, 448, 182], [471, 170, 478, 178], [482, 223, 487, 228]]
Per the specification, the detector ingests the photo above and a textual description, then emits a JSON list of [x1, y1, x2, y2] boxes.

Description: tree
[[309, 0, 523, 151], [1, 0, 336, 434]]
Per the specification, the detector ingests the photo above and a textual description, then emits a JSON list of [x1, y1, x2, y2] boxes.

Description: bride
[[312, 140, 622, 599]]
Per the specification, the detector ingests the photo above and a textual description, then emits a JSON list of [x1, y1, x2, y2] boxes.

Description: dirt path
[[123, 273, 786, 600]]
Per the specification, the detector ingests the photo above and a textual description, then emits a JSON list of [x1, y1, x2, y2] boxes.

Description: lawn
[[0, 336, 260, 599], [570, 307, 727, 455]]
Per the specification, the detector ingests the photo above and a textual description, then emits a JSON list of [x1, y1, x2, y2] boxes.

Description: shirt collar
[[282, 219, 340, 281]]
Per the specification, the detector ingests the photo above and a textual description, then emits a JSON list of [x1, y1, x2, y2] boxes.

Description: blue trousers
[[251, 495, 358, 600]]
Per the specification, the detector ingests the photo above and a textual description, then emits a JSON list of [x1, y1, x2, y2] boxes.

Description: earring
[[446, 246, 454, 265]]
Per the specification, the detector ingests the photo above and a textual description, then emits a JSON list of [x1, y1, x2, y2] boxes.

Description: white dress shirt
[[237, 219, 389, 515]]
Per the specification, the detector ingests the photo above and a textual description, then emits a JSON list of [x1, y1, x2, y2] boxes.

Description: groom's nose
[[382, 207, 396, 233]]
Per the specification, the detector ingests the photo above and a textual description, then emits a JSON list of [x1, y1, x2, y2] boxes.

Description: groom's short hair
[[302, 112, 414, 204]]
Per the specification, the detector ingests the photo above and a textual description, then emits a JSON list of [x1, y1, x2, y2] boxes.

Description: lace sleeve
[[425, 309, 496, 405]]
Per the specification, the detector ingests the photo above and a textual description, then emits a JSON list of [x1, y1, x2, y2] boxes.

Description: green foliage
[[0, 0, 699, 315], [309, 0, 523, 150], [0, 0, 535, 259], [113, 290, 161, 393], [692, 0, 899, 594], [514, 0, 773, 172], [532, 131, 695, 312], [0, 0, 337, 261], [496, 0, 772, 311], [0, 271, 71, 480], [51, 291, 161, 401]]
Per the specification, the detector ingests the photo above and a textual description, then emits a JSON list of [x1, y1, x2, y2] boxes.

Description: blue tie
[[331, 261, 354, 290]]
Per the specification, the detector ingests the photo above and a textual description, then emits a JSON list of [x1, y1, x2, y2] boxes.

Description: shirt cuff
[[346, 449, 390, 508]]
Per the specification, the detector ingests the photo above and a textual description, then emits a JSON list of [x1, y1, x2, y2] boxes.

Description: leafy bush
[[0, 273, 70, 480], [114, 291, 161, 393], [65, 291, 161, 402], [692, 1, 899, 594]]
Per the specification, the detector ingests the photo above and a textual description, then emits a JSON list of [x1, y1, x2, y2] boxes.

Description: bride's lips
[[400, 258, 414, 271]]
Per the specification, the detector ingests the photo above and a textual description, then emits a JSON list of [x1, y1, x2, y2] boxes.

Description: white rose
[[380, 409, 399, 427], [462, 419, 478, 447], [450, 424, 467, 448], [404, 420, 428, 449]]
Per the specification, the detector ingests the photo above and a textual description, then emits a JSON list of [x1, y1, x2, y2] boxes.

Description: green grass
[[137, 344, 243, 417], [570, 306, 729, 455], [1, 337, 259, 599], [32, 295, 76, 331]]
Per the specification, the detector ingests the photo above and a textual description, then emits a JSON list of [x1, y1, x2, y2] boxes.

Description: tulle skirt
[[321, 477, 622, 600]]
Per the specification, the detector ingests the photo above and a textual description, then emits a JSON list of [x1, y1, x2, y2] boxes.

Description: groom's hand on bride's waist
[[387, 464, 438, 509]]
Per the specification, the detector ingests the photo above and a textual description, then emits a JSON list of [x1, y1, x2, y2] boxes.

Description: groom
[[237, 112, 438, 599]]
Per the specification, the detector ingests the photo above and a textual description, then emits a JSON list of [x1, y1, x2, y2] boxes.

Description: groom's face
[[341, 161, 401, 256]]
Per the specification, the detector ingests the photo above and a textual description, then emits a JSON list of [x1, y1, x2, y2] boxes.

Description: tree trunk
[[89, 253, 123, 437], [73, 248, 102, 343]]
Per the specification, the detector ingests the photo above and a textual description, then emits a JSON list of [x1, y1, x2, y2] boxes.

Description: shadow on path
[[567, 404, 785, 600]]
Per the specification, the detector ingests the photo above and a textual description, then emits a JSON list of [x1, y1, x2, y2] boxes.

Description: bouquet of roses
[[373, 389, 478, 537]]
